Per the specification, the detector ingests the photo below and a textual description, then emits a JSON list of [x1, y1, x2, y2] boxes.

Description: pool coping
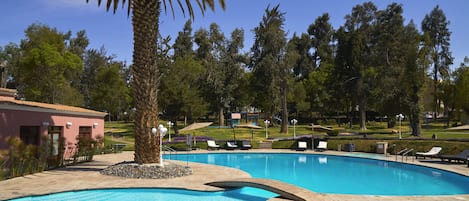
[[0, 150, 468, 201]]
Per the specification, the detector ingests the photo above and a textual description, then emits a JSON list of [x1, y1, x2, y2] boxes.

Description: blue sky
[[1, 0, 468, 69]]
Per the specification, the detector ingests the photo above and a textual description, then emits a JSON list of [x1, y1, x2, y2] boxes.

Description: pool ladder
[[396, 148, 414, 162], [163, 145, 177, 160]]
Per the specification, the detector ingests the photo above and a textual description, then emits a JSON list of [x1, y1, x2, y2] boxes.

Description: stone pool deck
[[0, 149, 468, 201]]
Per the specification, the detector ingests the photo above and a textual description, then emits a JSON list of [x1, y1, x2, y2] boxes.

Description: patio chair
[[439, 150, 469, 163], [316, 141, 327, 152], [297, 141, 307, 151], [226, 141, 238, 150], [207, 140, 220, 150], [241, 140, 252, 150], [415, 147, 442, 159]]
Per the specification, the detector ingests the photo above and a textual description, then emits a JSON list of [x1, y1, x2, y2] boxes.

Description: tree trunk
[[219, 108, 224, 127], [359, 98, 367, 130], [280, 78, 288, 133], [410, 86, 423, 136], [132, 0, 161, 164]]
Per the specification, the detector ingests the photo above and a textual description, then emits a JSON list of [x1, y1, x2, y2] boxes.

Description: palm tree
[[87, 0, 225, 164]]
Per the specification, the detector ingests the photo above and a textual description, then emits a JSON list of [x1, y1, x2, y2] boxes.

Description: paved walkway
[[0, 150, 468, 201]]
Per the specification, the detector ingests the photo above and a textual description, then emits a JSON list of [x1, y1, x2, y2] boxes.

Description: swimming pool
[[9, 187, 277, 201], [167, 153, 469, 195]]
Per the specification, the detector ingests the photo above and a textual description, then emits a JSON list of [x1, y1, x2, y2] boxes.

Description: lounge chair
[[226, 141, 238, 150], [316, 141, 327, 152], [207, 140, 220, 150], [297, 141, 307, 151], [415, 147, 442, 159], [439, 150, 469, 163], [241, 140, 252, 150]]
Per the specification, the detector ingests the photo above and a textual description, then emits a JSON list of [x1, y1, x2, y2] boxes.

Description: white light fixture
[[42, 121, 50, 127], [93, 122, 99, 128], [395, 114, 404, 139], [264, 120, 270, 139], [66, 122, 72, 128], [291, 119, 298, 139], [167, 121, 174, 142], [158, 124, 168, 167]]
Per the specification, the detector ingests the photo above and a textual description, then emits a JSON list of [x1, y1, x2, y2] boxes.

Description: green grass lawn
[[103, 120, 469, 151]]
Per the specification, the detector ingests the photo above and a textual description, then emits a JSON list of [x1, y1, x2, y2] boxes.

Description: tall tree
[[0, 44, 20, 88], [336, 2, 378, 130], [400, 21, 427, 136], [88, 0, 225, 164], [422, 5, 453, 119], [453, 58, 469, 123], [18, 23, 83, 105], [250, 5, 289, 133], [91, 61, 131, 120]]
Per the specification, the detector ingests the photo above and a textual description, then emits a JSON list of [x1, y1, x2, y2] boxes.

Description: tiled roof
[[0, 97, 107, 117]]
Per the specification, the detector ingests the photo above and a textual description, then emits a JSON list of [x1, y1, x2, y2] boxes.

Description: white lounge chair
[[241, 140, 252, 150], [226, 141, 237, 150], [415, 147, 442, 159], [207, 140, 220, 150], [297, 141, 307, 151], [316, 141, 327, 152]]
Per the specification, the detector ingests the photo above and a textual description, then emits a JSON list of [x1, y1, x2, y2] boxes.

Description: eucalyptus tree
[[91, 61, 131, 121], [250, 5, 289, 133], [87, 0, 225, 164], [305, 13, 335, 117], [160, 21, 208, 129], [307, 13, 334, 70], [194, 23, 226, 125], [82, 47, 113, 108], [336, 2, 378, 130], [372, 3, 406, 125], [400, 21, 427, 136], [422, 5, 453, 118]]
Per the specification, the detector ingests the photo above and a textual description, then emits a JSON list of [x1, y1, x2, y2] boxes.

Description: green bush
[[272, 140, 297, 149], [327, 139, 469, 155]]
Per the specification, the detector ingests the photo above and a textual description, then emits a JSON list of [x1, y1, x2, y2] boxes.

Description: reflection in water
[[318, 157, 327, 164], [298, 156, 307, 163]]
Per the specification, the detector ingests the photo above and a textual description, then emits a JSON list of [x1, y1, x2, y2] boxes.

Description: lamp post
[[167, 121, 174, 142], [154, 124, 167, 167], [291, 119, 298, 138], [264, 119, 270, 139], [396, 114, 404, 139]]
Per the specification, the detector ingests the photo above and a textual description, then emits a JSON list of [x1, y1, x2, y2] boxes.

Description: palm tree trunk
[[132, 0, 161, 164]]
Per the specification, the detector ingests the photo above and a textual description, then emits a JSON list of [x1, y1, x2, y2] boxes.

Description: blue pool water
[[10, 187, 277, 201], [167, 153, 469, 195], [10, 153, 469, 200]]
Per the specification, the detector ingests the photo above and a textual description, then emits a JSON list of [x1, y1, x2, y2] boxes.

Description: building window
[[79, 126, 92, 140], [78, 126, 92, 149], [20, 126, 40, 146]]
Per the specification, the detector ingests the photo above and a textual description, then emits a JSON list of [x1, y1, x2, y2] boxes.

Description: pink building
[[0, 88, 107, 158]]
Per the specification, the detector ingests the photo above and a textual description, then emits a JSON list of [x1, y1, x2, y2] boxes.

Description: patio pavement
[[0, 149, 468, 201]]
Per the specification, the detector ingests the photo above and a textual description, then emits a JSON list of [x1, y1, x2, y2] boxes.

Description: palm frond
[[86, 0, 225, 20]]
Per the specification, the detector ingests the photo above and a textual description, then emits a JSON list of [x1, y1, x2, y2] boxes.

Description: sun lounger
[[439, 150, 469, 163], [415, 147, 442, 159], [226, 141, 238, 150], [241, 140, 252, 150], [297, 141, 307, 151], [316, 141, 327, 152], [207, 140, 220, 150]]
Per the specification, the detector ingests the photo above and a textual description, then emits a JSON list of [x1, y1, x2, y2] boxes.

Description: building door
[[19, 126, 40, 146], [48, 126, 63, 166]]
